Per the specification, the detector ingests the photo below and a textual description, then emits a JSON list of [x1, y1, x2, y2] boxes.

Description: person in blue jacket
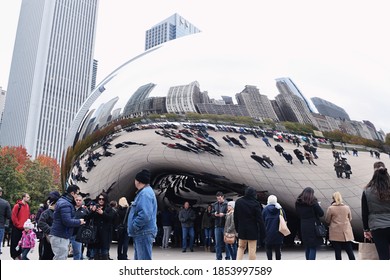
[[128, 169, 157, 260]]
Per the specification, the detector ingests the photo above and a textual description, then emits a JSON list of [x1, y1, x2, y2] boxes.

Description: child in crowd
[[16, 219, 36, 260]]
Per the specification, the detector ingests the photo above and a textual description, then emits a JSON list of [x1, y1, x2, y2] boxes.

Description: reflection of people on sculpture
[[282, 151, 293, 164], [304, 151, 317, 165], [227, 135, 245, 149], [294, 149, 305, 164], [222, 136, 234, 147], [250, 152, 270, 168], [274, 144, 284, 156], [262, 155, 274, 166]]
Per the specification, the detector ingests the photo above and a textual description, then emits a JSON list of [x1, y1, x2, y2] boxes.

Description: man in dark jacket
[[0, 187, 11, 256], [212, 191, 228, 260], [234, 187, 265, 260], [50, 185, 85, 260], [178, 201, 196, 252]]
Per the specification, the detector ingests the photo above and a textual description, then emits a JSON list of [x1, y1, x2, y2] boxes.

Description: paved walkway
[[0, 243, 359, 261]]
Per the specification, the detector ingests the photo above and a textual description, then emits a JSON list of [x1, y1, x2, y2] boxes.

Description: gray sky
[[1, 0, 389, 133]]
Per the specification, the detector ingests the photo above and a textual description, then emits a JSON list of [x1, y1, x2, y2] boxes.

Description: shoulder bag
[[358, 238, 379, 260], [279, 209, 291, 236], [76, 220, 98, 244], [314, 221, 327, 237]]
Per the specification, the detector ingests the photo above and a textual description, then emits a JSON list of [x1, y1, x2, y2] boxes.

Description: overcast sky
[[1, 0, 389, 133]]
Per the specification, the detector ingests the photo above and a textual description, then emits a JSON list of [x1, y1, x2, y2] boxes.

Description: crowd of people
[[1, 143, 390, 261]]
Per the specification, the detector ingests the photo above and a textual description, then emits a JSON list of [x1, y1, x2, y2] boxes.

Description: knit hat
[[48, 191, 61, 204], [228, 201, 235, 208], [135, 169, 151, 184], [267, 195, 277, 205], [23, 219, 34, 230]]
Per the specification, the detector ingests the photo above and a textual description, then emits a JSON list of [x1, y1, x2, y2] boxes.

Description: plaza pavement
[[0, 242, 359, 261]]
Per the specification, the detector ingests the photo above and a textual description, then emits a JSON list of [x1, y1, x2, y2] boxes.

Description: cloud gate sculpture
[[63, 33, 374, 239]]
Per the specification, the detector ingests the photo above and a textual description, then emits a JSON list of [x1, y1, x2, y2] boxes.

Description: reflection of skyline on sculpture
[[63, 32, 376, 240]]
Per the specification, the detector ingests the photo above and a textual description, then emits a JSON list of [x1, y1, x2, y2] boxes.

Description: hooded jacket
[[234, 187, 265, 240]]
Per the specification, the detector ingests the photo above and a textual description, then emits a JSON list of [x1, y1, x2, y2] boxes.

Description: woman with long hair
[[295, 187, 324, 260], [325, 191, 355, 260], [362, 161, 390, 259]]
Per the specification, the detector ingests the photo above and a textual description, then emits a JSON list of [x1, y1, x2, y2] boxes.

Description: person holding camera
[[87, 192, 116, 260]]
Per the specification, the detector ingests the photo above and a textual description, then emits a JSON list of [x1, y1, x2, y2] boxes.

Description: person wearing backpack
[[10, 193, 31, 260]]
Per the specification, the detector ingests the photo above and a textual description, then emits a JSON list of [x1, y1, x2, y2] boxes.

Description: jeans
[[21, 248, 30, 260], [204, 228, 212, 247], [70, 235, 83, 260], [225, 242, 237, 260], [215, 227, 230, 260], [0, 228, 4, 254], [182, 227, 194, 251], [305, 246, 317, 260], [133, 234, 154, 260], [162, 226, 172, 248], [50, 235, 70, 260]]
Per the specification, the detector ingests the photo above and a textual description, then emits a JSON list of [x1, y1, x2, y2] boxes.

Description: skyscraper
[[0, 0, 99, 160], [311, 97, 350, 120], [275, 77, 317, 113], [235, 85, 279, 121], [145, 13, 201, 50]]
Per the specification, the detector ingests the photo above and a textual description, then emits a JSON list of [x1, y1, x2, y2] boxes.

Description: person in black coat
[[282, 151, 293, 164], [87, 192, 116, 260], [295, 187, 324, 260], [234, 187, 265, 260]]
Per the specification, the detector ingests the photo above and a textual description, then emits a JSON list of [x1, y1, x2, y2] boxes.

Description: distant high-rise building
[[91, 59, 98, 91], [311, 97, 350, 120], [235, 85, 278, 121], [0, 87, 6, 128], [275, 93, 317, 127], [275, 77, 316, 113], [0, 0, 99, 160], [145, 13, 201, 50], [166, 81, 204, 114], [221, 96, 233, 105]]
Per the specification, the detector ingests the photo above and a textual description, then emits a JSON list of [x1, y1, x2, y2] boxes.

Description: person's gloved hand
[[15, 246, 20, 251]]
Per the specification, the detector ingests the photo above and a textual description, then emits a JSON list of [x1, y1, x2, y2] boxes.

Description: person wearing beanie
[[224, 200, 237, 259], [262, 195, 287, 260], [128, 169, 157, 260], [234, 186, 265, 260], [16, 219, 36, 260], [50, 185, 86, 260]]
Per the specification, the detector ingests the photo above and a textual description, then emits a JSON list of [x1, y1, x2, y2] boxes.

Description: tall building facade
[[0, 0, 99, 160], [275, 93, 318, 127], [311, 97, 350, 120], [275, 77, 316, 113], [166, 81, 206, 114], [0, 87, 6, 128], [235, 85, 278, 121], [145, 13, 201, 50]]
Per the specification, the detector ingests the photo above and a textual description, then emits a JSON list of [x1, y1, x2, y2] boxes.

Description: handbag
[[358, 238, 379, 260], [224, 233, 236, 244], [279, 209, 291, 236], [76, 221, 98, 244], [314, 221, 327, 237]]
